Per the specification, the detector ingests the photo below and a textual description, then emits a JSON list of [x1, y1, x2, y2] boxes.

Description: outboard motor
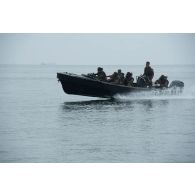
[[169, 80, 184, 88], [137, 75, 149, 87], [169, 80, 184, 94]]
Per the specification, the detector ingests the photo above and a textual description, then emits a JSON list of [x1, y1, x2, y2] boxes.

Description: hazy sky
[[0, 33, 195, 65]]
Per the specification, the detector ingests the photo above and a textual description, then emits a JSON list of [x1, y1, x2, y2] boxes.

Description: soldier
[[124, 72, 134, 86], [108, 72, 118, 83], [143, 61, 154, 86], [117, 69, 125, 84], [155, 75, 169, 87], [96, 67, 107, 81]]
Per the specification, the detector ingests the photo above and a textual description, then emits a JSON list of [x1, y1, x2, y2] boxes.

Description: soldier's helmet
[[146, 61, 150, 66], [98, 67, 103, 72], [126, 72, 132, 77]]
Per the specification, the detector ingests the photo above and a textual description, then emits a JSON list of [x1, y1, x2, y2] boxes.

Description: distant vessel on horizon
[[41, 62, 56, 65]]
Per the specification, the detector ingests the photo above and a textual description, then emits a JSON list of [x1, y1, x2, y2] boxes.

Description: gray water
[[0, 64, 195, 162]]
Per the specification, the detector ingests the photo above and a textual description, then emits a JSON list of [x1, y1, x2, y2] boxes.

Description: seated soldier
[[155, 75, 169, 87], [124, 72, 134, 86], [96, 67, 107, 81], [108, 72, 118, 82], [117, 69, 125, 84]]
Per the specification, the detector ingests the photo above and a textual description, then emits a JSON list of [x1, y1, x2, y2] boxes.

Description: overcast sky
[[0, 33, 195, 65]]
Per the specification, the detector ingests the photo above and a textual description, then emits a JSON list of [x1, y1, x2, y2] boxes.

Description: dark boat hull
[[57, 72, 149, 98]]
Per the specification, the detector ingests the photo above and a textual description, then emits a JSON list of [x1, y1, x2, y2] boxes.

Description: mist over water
[[0, 64, 195, 162]]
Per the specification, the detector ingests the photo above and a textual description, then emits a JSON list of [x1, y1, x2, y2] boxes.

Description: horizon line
[[0, 63, 194, 66]]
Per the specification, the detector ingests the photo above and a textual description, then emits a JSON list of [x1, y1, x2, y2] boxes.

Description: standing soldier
[[143, 61, 154, 86]]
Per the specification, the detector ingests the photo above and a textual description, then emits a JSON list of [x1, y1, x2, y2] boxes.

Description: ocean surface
[[0, 64, 195, 162]]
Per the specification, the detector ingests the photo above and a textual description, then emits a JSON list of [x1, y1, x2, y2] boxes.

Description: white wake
[[114, 85, 195, 100]]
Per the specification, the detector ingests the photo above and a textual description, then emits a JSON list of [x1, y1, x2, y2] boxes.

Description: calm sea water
[[0, 64, 195, 162]]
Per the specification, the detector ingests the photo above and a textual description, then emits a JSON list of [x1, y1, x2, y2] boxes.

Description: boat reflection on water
[[61, 98, 169, 113]]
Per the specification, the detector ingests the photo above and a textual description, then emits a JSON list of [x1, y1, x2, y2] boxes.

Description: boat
[[57, 72, 184, 98]]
